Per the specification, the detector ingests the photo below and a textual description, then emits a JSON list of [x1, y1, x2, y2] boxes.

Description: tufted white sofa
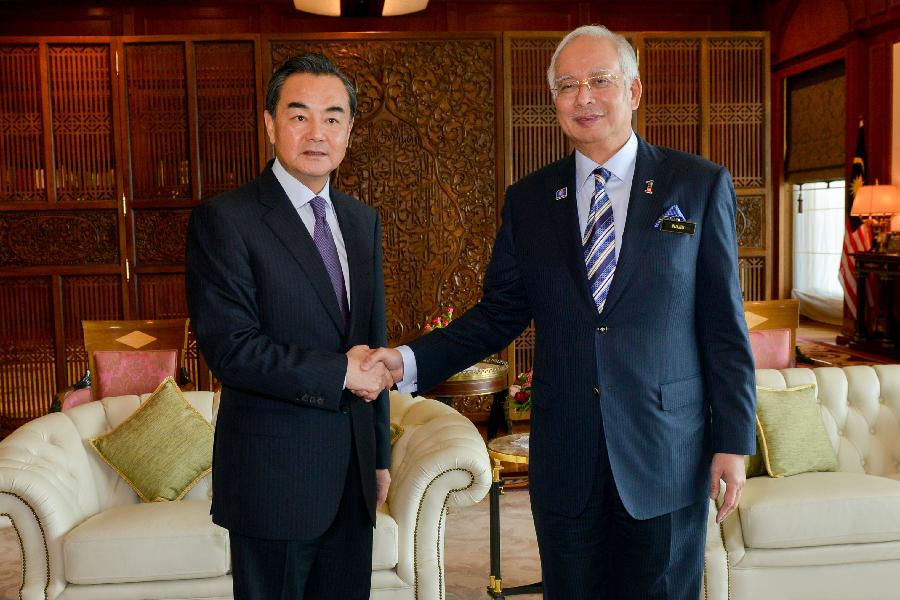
[[0, 390, 491, 600], [702, 365, 900, 600]]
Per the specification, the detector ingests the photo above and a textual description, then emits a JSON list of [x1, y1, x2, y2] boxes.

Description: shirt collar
[[575, 130, 638, 191], [272, 158, 332, 211]]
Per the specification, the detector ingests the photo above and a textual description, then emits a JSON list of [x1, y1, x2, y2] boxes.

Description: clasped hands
[[345, 345, 404, 401]]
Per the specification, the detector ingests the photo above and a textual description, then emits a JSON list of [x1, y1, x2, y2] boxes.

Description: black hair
[[265, 52, 357, 117]]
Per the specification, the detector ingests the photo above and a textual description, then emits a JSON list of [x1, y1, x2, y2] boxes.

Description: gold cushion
[[756, 384, 839, 478], [390, 422, 404, 445], [89, 377, 214, 502]]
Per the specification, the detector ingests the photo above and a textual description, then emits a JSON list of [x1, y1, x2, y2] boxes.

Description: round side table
[[485, 433, 543, 599], [426, 358, 508, 438]]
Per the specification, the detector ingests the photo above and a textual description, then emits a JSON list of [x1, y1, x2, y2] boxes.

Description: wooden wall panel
[[134, 209, 190, 265], [643, 38, 702, 156], [0, 45, 45, 204], [195, 41, 258, 199], [0, 277, 55, 427], [0, 210, 119, 267], [125, 43, 191, 202], [49, 45, 117, 203], [270, 37, 499, 344], [61, 274, 123, 385]]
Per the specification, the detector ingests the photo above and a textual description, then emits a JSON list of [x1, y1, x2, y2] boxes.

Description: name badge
[[660, 219, 696, 235]]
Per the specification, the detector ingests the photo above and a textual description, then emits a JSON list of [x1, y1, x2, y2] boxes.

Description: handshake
[[345, 345, 405, 401]]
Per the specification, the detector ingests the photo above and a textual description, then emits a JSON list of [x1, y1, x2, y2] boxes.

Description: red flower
[[514, 391, 528, 403]]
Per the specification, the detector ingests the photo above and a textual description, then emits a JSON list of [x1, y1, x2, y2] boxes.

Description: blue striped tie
[[583, 167, 616, 314]]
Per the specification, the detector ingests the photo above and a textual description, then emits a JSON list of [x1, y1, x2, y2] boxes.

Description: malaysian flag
[[839, 121, 873, 320]]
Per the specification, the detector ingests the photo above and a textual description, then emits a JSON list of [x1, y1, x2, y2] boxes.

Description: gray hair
[[265, 52, 357, 117], [546, 25, 640, 94]]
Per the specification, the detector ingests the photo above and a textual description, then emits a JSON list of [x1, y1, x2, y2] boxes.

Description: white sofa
[[0, 390, 491, 600], [703, 365, 900, 600]]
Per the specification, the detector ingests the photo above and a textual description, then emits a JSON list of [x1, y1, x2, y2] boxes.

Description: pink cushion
[[61, 387, 93, 411], [748, 328, 794, 370], [94, 350, 179, 400]]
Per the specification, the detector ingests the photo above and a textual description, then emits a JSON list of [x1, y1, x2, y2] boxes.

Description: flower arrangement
[[423, 306, 454, 333], [507, 370, 533, 413]]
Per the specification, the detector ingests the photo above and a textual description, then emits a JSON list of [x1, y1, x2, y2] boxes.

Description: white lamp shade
[[293, 0, 340, 16], [851, 184, 900, 216], [382, 0, 429, 15], [892, 214, 900, 232]]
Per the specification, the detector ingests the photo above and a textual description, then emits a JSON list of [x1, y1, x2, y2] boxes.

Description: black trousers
[[229, 445, 373, 600], [531, 434, 708, 600]]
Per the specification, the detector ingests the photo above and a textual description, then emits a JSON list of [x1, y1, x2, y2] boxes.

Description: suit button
[[597, 326, 608, 334], [317, 397, 324, 406], [341, 405, 350, 414], [592, 387, 600, 397]]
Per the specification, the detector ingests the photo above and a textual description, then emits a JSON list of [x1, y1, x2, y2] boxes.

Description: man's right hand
[[346, 345, 393, 401], [363, 347, 404, 384]]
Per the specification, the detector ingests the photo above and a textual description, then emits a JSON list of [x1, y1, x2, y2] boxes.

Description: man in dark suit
[[186, 53, 393, 600], [367, 25, 756, 599]]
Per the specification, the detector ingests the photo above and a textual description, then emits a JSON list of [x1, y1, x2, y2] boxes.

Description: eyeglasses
[[552, 72, 623, 97]]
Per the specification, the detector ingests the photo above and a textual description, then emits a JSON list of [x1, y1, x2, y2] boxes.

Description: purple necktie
[[310, 195, 349, 328]]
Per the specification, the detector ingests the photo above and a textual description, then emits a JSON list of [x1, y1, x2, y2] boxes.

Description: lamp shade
[[851, 184, 900, 216], [892, 214, 900, 232], [293, 0, 428, 16]]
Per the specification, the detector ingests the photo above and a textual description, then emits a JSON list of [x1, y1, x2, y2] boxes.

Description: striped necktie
[[583, 167, 616, 314], [310, 195, 350, 329]]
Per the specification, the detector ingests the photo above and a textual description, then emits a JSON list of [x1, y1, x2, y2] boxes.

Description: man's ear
[[263, 110, 276, 145], [629, 78, 643, 111]]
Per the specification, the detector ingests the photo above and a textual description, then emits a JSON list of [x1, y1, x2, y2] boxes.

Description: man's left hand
[[709, 452, 746, 524], [376, 468, 391, 508]]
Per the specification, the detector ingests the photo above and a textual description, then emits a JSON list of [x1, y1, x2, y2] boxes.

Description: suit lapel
[[259, 168, 346, 333], [331, 189, 369, 342], [601, 136, 670, 316], [549, 154, 599, 317]]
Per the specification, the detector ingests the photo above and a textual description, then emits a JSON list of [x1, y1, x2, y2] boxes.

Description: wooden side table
[[425, 358, 509, 438], [486, 433, 543, 599]]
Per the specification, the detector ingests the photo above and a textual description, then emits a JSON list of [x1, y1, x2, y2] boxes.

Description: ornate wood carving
[[0, 210, 118, 266], [736, 194, 764, 249], [49, 45, 116, 203], [134, 209, 190, 265], [738, 257, 765, 301], [643, 38, 701, 156], [271, 39, 498, 344], [0, 45, 45, 203], [0, 277, 55, 426], [61, 274, 123, 384], [136, 273, 188, 320], [125, 43, 191, 202], [196, 41, 258, 199]]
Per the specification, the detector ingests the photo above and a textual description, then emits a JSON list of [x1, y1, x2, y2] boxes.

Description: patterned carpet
[[796, 337, 893, 367], [0, 492, 542, 600]]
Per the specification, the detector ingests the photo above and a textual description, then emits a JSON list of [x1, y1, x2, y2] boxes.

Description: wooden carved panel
[[736, 194, 764, 249], [0, 45, 45, 203], [49, 45, 116, 203], [738, 256, 765, 301], [196, 41, 258, 199], [507, 37, 567, 184], [271, 39, 497, 344], [0, 210, 118, 267], [643, 38, 702, 156], [61, 275, 123, 383], [125, 43, 191, 202], [134, 209, 190, 265], [0, 277, 55, 426], [708, 38, 765, 189]]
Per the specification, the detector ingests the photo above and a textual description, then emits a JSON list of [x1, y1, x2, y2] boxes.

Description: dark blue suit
[[409, 136, 756, 597], [186, 163, 390, 598]]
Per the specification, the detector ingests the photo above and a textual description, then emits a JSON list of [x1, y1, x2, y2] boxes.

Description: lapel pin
[[644, 180, 654, 194], [555, 187, 568, 201]]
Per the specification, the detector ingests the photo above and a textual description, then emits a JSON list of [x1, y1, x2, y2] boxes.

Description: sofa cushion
[[64, 500, 229, 584], [373, 506, 399, 570], [739, 472, 900, 549], [756, 384, 839, 477], [88, 377, 214, 502]]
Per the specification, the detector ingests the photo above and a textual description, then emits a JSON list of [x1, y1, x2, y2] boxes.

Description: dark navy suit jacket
[[410, 136, 756, 520], [186, 163, 390, 540]]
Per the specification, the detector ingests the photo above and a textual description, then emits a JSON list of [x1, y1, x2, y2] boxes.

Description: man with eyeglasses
[[366, 24, 756, 599]]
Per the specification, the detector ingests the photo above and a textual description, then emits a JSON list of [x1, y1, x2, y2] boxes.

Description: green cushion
[[745, 446, 765, 478], [756, 384, 839, 478], [89, 377, 214, 502], [390, 422, 404, 445]]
